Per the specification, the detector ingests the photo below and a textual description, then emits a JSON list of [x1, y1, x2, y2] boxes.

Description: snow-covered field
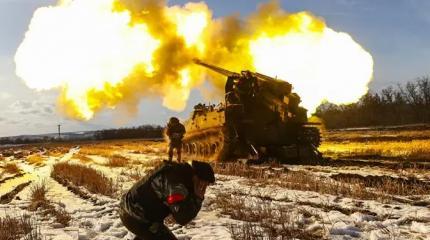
[[0, 141, 429, 240]]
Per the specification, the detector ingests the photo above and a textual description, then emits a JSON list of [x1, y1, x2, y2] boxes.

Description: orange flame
[[15, 0, 373, 120]]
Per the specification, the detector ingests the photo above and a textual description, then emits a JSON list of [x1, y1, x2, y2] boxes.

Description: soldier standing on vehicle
[[119, 160, 215, 240], [166, 117, 186, 162]]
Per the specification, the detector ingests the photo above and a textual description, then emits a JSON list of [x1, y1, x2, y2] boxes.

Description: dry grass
[[323, 128, 430, 142], [49, 207, 71, 226], [215, 193, 325, 240], [28, 181, 71, 227], [70, 140, 165, 159], [47, 151, 63, 157], [253, 171, 379, 201], [321, 127, 430, 161], [213, 163, 278, 180], [320, 139, 430, 161], [12, 151, 25, 159], [129, 142, 166, 154], [105, 154, 129, 167], [3, 163, 21, 174], [51, 162, 117, 197], [0, 150, 14, 158], [120, 159, 163, 181], [28, 181, 48, 208], [26, 155, 45, 166], [214, 163, 429, 202], [1, 140, 163, 163], [74, 154, 92, 163], [129, 158, 163, 169], [121, 168, 144, 181], [46, 147, 69, 157], [0, 215, 41, 240], [78, 141, 134, 157], [331, 173, 430, 196], [79, 147, 114, 157]]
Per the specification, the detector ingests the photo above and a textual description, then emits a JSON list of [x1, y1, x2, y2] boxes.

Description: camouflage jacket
[[121, 162, 202, 225], [166, 123, 186, 142]]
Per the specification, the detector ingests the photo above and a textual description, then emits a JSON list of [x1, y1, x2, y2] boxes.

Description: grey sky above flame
[[0, 0, 429, 137]]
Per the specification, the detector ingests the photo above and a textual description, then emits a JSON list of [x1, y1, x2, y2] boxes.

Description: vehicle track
[[0, 181, 32, 204], [44, 176, 127, 239], [51, 174, 96, 203]]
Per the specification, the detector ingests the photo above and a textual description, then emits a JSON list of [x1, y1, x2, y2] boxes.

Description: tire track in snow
[[46, 176, 129, 240], [43, 148, 130, 239]]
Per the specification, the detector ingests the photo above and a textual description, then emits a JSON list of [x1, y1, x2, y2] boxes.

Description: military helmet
[[191, 161, 215, 184], [169, 117, 180, 124]]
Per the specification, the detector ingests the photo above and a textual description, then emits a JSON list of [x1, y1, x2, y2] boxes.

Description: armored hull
[[182, 60, 322, 163], [183, 107, 224, 161], [182, 104, 321, 163]]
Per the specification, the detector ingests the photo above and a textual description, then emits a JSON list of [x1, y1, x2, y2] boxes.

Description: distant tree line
[[94, 125, 163, 140], [316, 76, 430, 129], [0, 125, 164, 145], [0, 136, 56, 145]]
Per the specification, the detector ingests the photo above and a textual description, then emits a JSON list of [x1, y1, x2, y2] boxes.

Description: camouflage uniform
[[119, 162, 203, 240], [166, 119, 186, 162]]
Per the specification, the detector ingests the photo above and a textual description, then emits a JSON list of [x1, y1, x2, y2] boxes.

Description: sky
[[0, 0, 429, 137]]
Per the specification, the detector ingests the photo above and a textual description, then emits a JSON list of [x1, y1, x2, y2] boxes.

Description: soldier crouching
[[119, 160, 215, 240]]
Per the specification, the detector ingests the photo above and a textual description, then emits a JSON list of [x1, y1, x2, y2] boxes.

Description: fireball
[[15, 0, 373, 120]]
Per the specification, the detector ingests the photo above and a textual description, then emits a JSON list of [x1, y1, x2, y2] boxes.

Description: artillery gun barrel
[[193, 59, 240, 78], [194, 59, 291, 86], [254, 72, 285, 84]]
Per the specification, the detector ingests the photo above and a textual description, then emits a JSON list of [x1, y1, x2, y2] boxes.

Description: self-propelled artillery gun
[[182, 59, 322, 163]]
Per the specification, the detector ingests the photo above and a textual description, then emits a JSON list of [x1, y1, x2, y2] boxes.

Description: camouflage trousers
[[168, 140, 182, 162], [119, 208, 177, 240]]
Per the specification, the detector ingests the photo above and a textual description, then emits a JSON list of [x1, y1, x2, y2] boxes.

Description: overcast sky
[[1, 0, 429, 137]]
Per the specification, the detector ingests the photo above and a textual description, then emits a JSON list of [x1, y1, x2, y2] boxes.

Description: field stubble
[[26, 155, 45, 166], [213, 163, 430, 203], [0, 215, 41, 240], [27, 180, 71, 226], [51, 162, 117, 197], [3, 163, 21, 174], [320, 128, 430, 162], [215, 192, 325, 240]]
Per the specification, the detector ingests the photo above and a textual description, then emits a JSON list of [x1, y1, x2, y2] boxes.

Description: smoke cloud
[[15, 0, 373, 120]]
